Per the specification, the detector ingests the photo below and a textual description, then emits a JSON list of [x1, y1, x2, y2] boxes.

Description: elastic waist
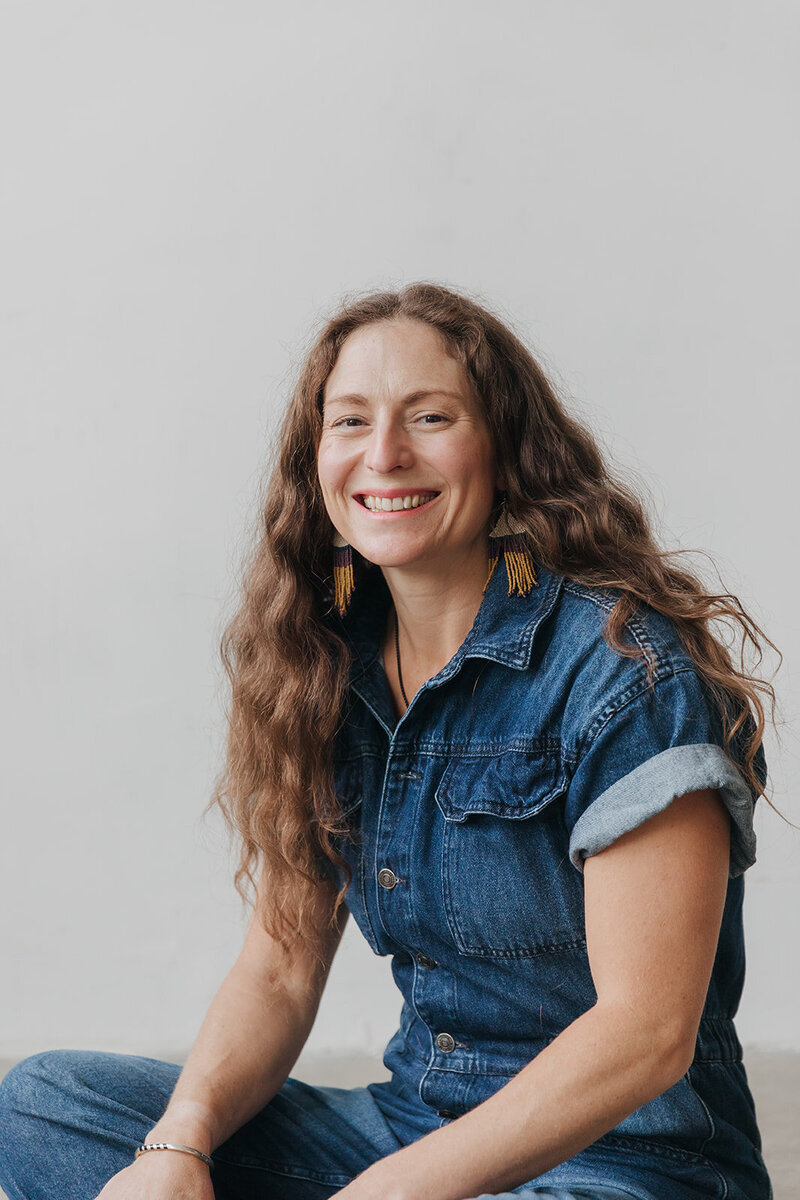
[[693, 1016, 742, 1063], [390, 1009, 743, 1075]]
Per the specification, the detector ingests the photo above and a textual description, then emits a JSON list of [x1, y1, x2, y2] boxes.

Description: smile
[[356, 491, 440, 513]]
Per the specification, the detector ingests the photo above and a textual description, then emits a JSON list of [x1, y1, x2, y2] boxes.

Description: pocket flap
[[435, 752, 567, 822]]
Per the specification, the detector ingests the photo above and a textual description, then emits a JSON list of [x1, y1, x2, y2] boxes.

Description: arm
[[96, 871, 348, 1198], [146, 872, 349, 1153], [340, 787, 730, 1200]]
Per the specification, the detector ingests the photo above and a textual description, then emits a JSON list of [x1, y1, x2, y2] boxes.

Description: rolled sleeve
[[565, 667, 767, 878]]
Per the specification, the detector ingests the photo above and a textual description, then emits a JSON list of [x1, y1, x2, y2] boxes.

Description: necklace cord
[[393, 608, 410, 708]]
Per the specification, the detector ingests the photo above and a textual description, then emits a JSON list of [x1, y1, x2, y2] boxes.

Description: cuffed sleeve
[[565, 668, 767, 878]]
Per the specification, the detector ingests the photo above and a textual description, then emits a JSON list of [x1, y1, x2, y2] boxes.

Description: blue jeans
[[0, 1050, 640, 1200]]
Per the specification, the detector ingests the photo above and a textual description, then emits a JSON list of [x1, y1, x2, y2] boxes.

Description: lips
[[355, 491, 440, 512]]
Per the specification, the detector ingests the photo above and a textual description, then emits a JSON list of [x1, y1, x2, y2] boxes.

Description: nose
[[362, 415, 414, 475]]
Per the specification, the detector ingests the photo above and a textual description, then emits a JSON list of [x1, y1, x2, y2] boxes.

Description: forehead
[[323, 319, 471, 403]]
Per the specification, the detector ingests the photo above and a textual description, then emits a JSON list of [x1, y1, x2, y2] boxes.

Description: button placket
[[371, 746, 420, 945]]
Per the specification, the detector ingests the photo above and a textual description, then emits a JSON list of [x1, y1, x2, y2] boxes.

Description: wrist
[[131, 1145, 212, 1175], [352, 1154, 409, 1200], [145, 1101, 217, 1157]]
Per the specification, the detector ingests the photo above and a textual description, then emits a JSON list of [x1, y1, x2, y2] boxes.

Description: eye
[[418, 413, 449, 424], [331, 416, 365, 428]]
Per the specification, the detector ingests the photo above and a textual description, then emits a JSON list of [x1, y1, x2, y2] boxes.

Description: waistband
[[391, 1011, 743, 1077], [693, 1016, 743, 1064]]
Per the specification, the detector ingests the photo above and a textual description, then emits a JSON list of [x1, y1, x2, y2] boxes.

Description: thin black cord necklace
[[393, 608, 410, 709]]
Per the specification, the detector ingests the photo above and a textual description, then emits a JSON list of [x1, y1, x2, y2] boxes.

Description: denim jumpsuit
[[0, 557, 771, 1200]]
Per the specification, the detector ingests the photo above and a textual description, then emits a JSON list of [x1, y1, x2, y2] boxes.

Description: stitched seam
[[561, 579, 654, 655], [600, 1132, 728, 1190], [576, 664, 698, 759], [686, 1065, 717, 1158], [533, 1183, 646, 1200], [451, 936, 587, 959], [211, 1154, 351, 1184]]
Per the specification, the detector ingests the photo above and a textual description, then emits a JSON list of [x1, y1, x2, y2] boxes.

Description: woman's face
[[317, 318, 503, 572]]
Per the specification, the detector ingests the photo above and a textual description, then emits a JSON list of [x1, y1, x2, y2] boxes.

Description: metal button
[[416, 952, 437, 969], [397, 769, 422, 781], [435, 1032, 456, 1053], [377, 868, 397, 890], [437, 1109, 457, 1119]]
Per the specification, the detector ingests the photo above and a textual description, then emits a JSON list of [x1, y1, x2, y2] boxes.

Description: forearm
[[145, 962, 320, 1154], [358, 1001, 690, 1200]]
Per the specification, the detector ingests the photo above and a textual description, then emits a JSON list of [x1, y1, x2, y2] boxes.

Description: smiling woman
[[317, 319, 503, 689], [0, 282, 782, 1200]]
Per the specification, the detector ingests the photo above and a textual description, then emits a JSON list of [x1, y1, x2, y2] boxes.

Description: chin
[[356, 546, 426, 570]]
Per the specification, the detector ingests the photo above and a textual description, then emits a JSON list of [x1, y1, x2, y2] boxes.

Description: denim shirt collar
[[339, 555, 565, 693]]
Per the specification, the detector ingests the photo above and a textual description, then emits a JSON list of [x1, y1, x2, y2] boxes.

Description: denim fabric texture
[[0, 555, 771, 1200], [322, 555, 771, 1199], [0, 1050, 638, 1200]]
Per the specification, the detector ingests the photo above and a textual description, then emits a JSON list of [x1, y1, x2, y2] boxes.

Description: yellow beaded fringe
[[333, 560, 355, 617], [484, 544, 538, 595], [505, 546, 537, 594]]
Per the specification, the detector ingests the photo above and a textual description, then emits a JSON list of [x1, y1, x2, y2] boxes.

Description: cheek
[[453, 443, 497, 496], [316, 442, 351, 495]]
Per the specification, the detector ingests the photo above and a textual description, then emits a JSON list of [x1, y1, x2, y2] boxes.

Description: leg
[[210, 1076, 424, 1199], [0, 1051, 434, 1200], [0, 1051, 183, 1200], [463, 1192, 645, 1199]]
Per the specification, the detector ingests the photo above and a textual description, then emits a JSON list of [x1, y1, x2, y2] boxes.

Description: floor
[[0, 1049, 796, 1198]]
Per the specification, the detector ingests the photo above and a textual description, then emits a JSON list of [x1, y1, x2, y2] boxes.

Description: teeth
[[362, 493, 435, 511]]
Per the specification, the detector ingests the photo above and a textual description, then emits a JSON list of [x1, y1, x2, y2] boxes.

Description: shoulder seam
[[560, 578, 658, 661], [560, 578, 697, 680], [575, 663, 700, 760]]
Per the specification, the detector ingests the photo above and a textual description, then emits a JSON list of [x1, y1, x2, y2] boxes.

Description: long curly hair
[[209, 281, 782, 968]]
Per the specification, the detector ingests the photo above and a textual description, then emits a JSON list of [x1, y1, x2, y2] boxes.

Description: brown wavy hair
[[209, 281, 783, 968]]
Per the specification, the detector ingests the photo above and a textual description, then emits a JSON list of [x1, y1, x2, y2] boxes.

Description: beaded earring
[[331, 499, 538, 616], [484, 499, 538, 595], [332, 530, 356, 617]]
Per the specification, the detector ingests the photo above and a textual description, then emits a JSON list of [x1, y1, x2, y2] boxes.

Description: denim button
[[416, 952, 437, 969], [435, 1032, 455, 1052], [377, 868, 397, 889]]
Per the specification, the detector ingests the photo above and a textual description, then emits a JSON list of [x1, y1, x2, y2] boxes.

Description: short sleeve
[[565, 667, 767, 878]]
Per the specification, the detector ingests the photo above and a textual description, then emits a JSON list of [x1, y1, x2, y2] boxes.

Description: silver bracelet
[[134, 1142, 214, 1170]]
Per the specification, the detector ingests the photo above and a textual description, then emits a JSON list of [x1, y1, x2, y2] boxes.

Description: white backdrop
[[1, 1, 797, 1061]]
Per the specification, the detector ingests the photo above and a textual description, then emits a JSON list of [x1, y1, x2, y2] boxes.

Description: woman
[[0, 283, 779, 1200]]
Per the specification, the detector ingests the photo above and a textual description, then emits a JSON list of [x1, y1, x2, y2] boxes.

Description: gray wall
[[1, 1, 797, 1060]]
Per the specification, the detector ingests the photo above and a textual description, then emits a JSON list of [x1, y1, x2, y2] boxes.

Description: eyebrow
[[323, 388, 466, 408]]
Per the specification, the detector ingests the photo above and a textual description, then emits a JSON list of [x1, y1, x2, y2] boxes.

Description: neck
[[380, 541, 490, 676]]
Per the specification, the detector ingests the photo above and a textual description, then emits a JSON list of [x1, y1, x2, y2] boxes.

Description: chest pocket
[[330, 758, 382, 954], [435, 753, 586, 958]]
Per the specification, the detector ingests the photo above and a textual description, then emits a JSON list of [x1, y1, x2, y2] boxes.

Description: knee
[[0, 1050, 86, 1127], [0, 1050, 166, 1194], [0, 1051, 83, 1185]]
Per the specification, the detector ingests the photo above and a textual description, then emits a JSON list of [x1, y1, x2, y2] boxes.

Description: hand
[[93, 1148, 215, 1200]]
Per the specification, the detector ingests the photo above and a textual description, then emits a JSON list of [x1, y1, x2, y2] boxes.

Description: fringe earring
[[332, 531, 355, 616], [485, 500, 539, 596]]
